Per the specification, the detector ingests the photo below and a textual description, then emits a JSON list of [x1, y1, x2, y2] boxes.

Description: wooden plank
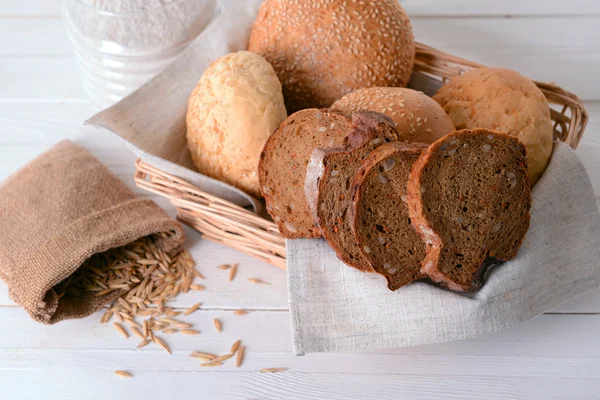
[[0, 0, 62, 16], [1, 311, 600, 398], [1, 309, 600, 375], [402, 0, 600, 17], [1, 371, 598, 400], [1, 17, 600, 100], [0, 57, 85, 100], [0, 18, 71, 55], [6, 15, 600, 56], [2, 0, 599, 17]]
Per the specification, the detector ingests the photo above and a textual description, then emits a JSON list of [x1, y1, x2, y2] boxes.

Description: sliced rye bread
[[259, 109, 352, 238], [349, 142, 429, 290], [407, 129, 531, 292], [305, 111, 400, 272]]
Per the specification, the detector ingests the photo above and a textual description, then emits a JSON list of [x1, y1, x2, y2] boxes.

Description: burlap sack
[[0, 140, 185, 324]]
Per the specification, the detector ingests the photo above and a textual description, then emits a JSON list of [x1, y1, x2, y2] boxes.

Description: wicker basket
[[134, 42, 589, 271]]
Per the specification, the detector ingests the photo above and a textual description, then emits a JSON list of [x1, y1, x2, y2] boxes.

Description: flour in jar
[[68, 0, 217, 54]]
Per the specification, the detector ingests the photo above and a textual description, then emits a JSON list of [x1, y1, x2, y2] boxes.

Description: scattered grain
[[190, 351, 216, 359], [231, 340, 241, 354], [131, 326, 145, 339], [137, 338, 151, 348], [247, 278, 269, 285], [201, 362, 223, 367], [217, 264, 231, 270], [236, 345, 245, 368], [153, 336, 172, 354], [214, 319, 222, 333], [113, 322, 129, 338], [172, 322, 193, 329], [234, 310, 249, 316], [228, 264, 237, 281], [213, 353, 234, 362], [260, 368, 287, 373], [180, 329, 201, 335], [183, 303, 201, 316], [115, 370, 133, 378]]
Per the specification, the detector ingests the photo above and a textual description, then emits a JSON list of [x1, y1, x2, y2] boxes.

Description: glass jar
[[63, 0, 217, 109]]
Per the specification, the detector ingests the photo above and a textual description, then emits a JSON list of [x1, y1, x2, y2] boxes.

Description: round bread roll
[[331, 87, 455, 143], [433, 68, 553, 185], [248, 0, 415, 113], [186, 51, 287, 197]]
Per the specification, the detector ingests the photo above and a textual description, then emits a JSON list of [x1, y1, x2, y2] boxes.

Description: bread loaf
[[248, 0, 415, 113], [433, 68, 553, 186], [259, 109, 352, 238], [305, 111, 400, 272], [332, 87, 455, 143], [407, 129, 532, 292], [350, 142, 428, 290], [186, 51, 287, 197]]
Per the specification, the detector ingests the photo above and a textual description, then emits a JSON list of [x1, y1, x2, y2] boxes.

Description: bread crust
[[186, 51, 287, 197], [248, 0, 415, 113], [350, 142, 428, 289], [433, 68, 553, 186], [306, 111, 399, 272], [407, 129, 532, 292], [332, 87, 455, 144], [259, 109, 351, 239]]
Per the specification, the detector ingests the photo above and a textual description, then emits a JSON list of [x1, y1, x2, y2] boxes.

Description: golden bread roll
[[186, 51, 287, 197], [433, 68, 553, 185], [332, 87, 455, 143], [248, 0, 415, 113]]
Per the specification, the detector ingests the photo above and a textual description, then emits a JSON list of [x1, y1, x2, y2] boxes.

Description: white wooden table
[[1, 1, 600, 399]]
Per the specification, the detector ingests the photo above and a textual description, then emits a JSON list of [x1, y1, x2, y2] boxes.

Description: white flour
[[67, 0, 217, 54]]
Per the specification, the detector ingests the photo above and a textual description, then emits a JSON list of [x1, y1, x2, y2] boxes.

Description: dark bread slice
[[305, 111, 400, 272], [407, 129, 531, 292], [349, 142, 428, 290], [259, 109, 352, 238]]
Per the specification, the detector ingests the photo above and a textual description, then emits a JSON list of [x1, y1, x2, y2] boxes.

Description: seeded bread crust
[[331, 87, 455, 144], [248, 0, 415, 113], [407, 129, 532, 292], [350, 142, 428, 290], [433, 68, 553, 186], [259, 109, 351, 238], [305, 111, 400, 272]]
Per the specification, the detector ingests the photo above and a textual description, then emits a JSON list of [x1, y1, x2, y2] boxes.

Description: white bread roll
[[186, 51, 287, 197], [331, 87, 455, 143], [433, 68, 553, 186]]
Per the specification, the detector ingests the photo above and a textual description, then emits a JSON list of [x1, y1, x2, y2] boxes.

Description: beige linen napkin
[[288, 142, 600, 354], [85, 0, 600, 353], [86, 0, 265, 213]]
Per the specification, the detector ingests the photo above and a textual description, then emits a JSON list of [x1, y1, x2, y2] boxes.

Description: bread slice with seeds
[[350, 142, 428, 290], [259, 109, 352, 238], [305, 111, 400, 272], [407, 129, 531, 292]]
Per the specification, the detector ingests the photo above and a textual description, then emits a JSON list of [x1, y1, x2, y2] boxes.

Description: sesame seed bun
[[248, 0, 415, 113], [432, 68, 554, 186], [331, 87, 455, 143]]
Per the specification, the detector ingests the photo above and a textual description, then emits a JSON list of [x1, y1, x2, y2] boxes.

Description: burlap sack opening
[[0, 140, 185, 324]]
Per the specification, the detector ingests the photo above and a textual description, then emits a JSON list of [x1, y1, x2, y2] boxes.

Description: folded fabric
[[287, 142, 600, 354], [0, 141, 185, 324]]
